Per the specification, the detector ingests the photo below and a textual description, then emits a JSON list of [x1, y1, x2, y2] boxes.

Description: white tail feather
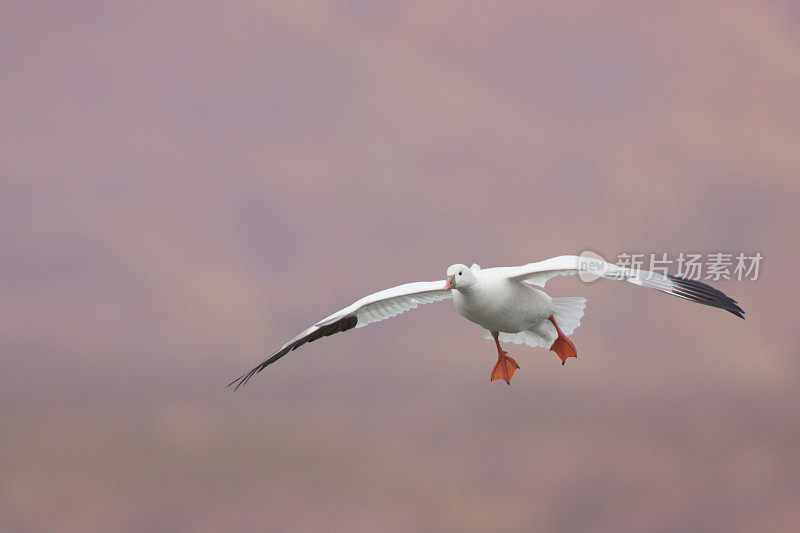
[[551, 296, 586, 335]]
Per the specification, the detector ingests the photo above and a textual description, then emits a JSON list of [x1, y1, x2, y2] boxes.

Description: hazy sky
[[2, 2, 799, 531]]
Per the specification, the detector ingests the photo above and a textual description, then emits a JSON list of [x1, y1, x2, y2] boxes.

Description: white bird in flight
[[229, 255, 744, 389]]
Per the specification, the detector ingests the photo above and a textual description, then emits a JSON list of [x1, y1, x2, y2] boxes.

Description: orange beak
[[444, 275, 455, 290]]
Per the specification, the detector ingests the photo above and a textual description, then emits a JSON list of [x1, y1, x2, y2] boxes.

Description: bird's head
[[445, 264, 476, 290]]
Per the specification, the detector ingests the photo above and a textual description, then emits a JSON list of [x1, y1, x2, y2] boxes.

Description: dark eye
[[458, 271, 462, 275]]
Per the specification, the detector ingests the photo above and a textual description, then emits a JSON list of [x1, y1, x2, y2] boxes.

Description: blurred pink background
[[2, 1, 800, 531]]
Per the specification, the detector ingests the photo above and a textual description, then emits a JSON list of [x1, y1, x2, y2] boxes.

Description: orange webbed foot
[[548, 315, 578, 365], [550, 335, 577, 365], [490, 351, 520, 384]]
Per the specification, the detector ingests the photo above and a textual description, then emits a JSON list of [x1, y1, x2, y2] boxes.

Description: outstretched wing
[[494, 255, 745, 318], [229, 280, 452, 389]]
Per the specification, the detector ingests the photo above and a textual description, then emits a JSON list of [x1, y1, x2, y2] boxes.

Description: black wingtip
[[667, 274, 746, 319], [227, 375, 245, 390], [228, 315, 360, 390], [227, 372, 249, 391]]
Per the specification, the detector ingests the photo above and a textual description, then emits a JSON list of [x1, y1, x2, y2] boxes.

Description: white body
[[447, 264, 584, 350], [452, 268, 552, 333]]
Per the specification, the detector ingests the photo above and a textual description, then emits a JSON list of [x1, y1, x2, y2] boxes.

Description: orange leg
[[548, 315, 577, 365], [490, 331, 520, 384]]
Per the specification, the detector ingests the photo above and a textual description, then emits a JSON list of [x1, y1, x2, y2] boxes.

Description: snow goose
[[230, 255, 744, 388]]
